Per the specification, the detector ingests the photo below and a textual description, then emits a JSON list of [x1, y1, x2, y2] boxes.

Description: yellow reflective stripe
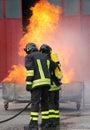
[[49, 86, 61, 91], [26, 81, 32, 85], [49, 115, 56, 118], [42, 116, 49, 119], [55, 115, 60, 118], [30, 117, 38, 121], [41, 111, 49, 115], [41, 111, 49, 120], [55, 110, 59, 114], [37, 59, 45, 78], [53, 81, 55, 85], [49, 109, 55, 113], [31, 112, 39, 116], [32, 79, 50, 88], [47, 60, 50, 69], [49, 115, 60, 118], [26, 70, 34, 76], [27, 48, 30, 51]]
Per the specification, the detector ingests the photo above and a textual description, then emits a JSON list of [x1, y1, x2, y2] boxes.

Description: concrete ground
[[0, 87, 90, 130]]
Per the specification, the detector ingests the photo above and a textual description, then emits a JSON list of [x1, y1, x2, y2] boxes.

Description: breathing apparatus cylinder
[[50, 53, 62, 79]]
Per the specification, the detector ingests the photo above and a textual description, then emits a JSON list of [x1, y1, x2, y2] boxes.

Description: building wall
[[0, 0, 22, 81], [61, 0, 90, 81], [0, 0, 90, 82], [48, 0, 90, 81]]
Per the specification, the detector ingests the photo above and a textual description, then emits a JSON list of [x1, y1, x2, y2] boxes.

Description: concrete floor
[[0, 85, 90, 130], [0, 100, 90, 130]]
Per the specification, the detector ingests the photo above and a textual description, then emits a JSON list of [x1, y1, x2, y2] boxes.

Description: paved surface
[[0, 87, 90, 130]]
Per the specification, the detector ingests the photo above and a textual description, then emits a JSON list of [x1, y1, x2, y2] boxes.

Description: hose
[[0, 101, 31, 123]]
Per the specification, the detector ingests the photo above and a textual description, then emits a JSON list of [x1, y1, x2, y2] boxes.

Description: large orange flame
[[3, 64, 26, 84], [19, 0, 62, 56], [3, 0, 75, 84]]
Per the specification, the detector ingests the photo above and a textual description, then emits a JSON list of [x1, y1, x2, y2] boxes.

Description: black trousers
[[49, 90, 59, 110], [30, 86, 49, 118]]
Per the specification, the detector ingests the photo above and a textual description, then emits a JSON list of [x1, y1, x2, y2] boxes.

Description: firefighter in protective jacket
[[24, 43, 54, 130], [40, 44, 63, 128]]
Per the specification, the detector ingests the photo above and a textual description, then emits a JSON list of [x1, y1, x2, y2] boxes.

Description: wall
[[0, 0, 22, 81]]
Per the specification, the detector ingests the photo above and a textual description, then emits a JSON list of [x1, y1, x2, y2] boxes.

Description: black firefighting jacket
[[25, 51, 53, 89]]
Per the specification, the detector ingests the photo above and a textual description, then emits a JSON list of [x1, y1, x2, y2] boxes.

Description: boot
[[48, 118, 56, 127], [41, 124, 49, 130], [54, 118, 60, 127], [48, 118, 60, 128], [41, 119, 49, 130], [29, 121, 38, 130]]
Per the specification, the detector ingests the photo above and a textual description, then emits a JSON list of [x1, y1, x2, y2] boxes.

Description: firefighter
[[24, 43, 52, 130], [40, 44, 63, 128]]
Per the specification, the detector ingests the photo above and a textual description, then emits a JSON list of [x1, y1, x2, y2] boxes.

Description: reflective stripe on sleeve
[[26, 70, 34, 76], [26, 81, 32, 85]]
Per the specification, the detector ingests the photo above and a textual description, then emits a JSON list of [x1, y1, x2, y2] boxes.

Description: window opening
[[5, 0, 20, 18], [64, 0, 79, 15], [22, 0, 40, 33], [82, 0, 90, 14], [0, 0, 2, 17], [48, 0, 61, 6]]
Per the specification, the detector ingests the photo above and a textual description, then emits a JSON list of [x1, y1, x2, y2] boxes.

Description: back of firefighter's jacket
[[25, 51, 51, 89]]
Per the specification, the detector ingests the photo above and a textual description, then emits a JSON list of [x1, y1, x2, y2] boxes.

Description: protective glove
[[57, 75, 63, 80], [26, 85, 32, 92], [59, 81, 62, 86]]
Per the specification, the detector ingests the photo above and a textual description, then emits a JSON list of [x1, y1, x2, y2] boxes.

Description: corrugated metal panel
[[0, 0, 22, 82], [0, 19, 22, 82], [5, 19, 22, 71], [0, 19, 7, 81], [0, 0, 90, 82], [81, 16, 90, 79], [61, 16, 81, 30], [61, 15, 90, 81]]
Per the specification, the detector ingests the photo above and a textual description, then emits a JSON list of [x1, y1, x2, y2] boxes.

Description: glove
[[26, 85, 32, 92], [57, 75, 63, 80]]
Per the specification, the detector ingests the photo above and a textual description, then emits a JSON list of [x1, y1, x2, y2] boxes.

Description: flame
[[3, 65, 26, 84], [60, 46, 75, 83], [3, 0, 75, 84], [62, 69, 74, 83], [19, 0, 62, 56]]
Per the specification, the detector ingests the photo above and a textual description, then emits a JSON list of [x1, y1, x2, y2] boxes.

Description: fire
[[3, 65, 26, 84], [60, 46, 75, 83], [62, 69, 74, 83], [3, 0, 75, 84], [19, 0, 62, 56]]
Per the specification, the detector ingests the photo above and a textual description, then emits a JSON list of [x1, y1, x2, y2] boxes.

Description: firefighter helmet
[[24, 43, 37, 54], [40, 44, 52, 54]]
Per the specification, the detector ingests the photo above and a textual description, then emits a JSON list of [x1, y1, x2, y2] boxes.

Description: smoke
[[21, 0, 90, 82], [3, 0, 90, 83], [54, 23, 90, 82]]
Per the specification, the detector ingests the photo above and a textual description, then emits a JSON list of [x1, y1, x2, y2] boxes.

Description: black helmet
[[40, 44, 52, 54], [24, 43, 38, 54]]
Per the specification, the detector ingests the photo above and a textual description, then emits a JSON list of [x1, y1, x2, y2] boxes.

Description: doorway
[[22, 0, 40, 32]]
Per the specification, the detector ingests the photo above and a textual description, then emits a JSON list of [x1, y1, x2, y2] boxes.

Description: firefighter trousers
[[29, 86, 49, 128], [49, 90, 60, 126]]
